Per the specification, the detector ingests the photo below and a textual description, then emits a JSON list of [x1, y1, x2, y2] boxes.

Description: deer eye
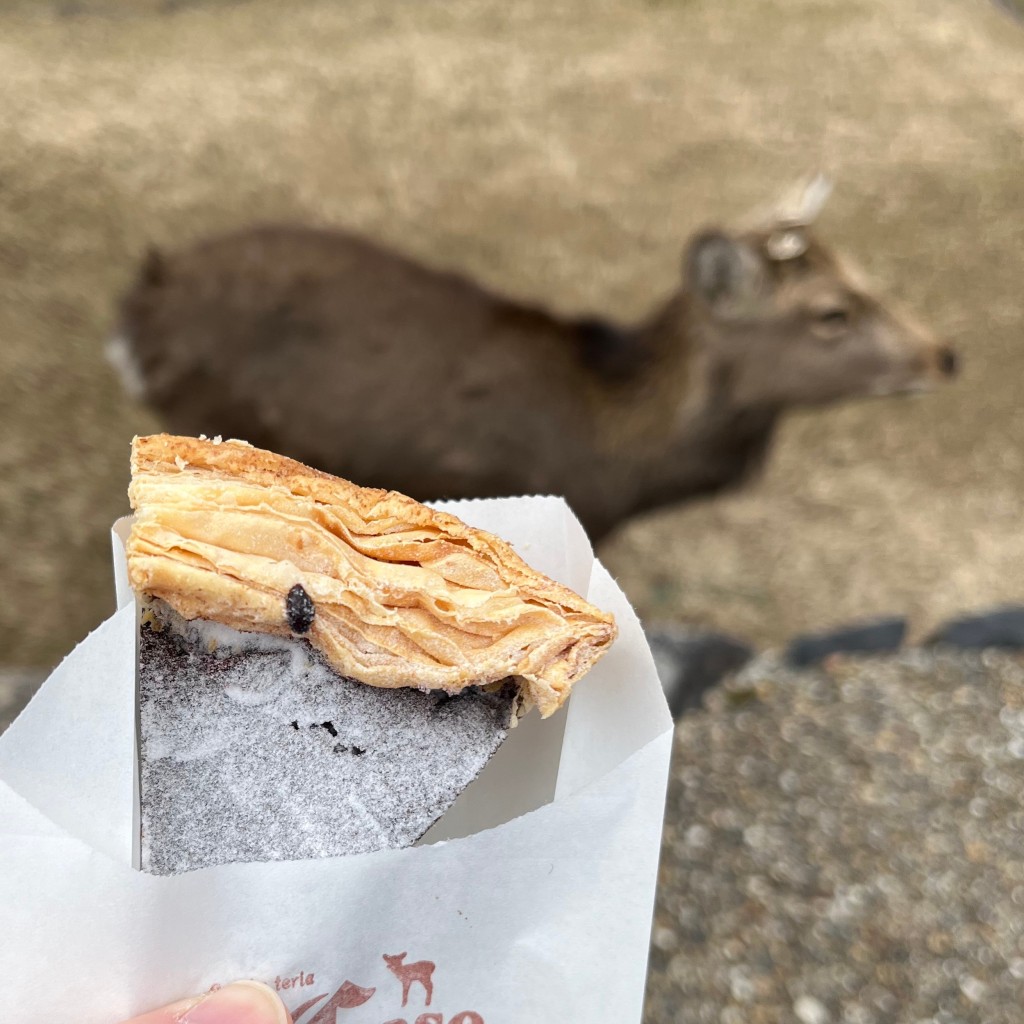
[[817, 308, 850, 326]]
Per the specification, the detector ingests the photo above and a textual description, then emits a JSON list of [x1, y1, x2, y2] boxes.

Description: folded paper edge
[[0, 719, 674, 874]]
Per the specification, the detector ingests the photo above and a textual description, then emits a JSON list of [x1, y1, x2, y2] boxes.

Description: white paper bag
[[0, 496, 672, 1024]]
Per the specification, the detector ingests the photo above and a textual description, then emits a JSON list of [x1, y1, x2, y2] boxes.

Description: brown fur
[[115, 204, 956, 542]]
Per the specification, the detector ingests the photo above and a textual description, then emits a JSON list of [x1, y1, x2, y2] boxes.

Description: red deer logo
[[268, 953, 482, 1023], [296, 981, 375, 1024], [383, 952, 436, 1007]]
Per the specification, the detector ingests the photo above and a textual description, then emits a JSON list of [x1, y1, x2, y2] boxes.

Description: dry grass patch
[[1, 0, 1022, 663]]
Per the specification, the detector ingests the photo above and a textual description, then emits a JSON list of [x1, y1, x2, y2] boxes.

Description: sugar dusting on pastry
[[138, 599, 518, 873]]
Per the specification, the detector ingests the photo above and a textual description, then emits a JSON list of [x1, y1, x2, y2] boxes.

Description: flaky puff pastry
[[127, 435, 616, 717]]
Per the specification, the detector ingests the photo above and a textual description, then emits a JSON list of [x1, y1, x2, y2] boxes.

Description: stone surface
[[794, 995, 831, 1024], [644, 648, 1024, 1024], [928, 606, 1024, 651], [785, 617, 907, 667], [646, 625, 754, 718]]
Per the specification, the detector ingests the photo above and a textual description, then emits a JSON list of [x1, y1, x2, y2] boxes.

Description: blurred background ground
[[1, 0, 1022, 668]]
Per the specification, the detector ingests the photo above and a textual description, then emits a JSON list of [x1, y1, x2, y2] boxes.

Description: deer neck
[[620, 295, 783, 518]]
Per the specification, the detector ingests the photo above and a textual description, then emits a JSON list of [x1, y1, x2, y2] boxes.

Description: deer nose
[[938, 347, 959, 378]]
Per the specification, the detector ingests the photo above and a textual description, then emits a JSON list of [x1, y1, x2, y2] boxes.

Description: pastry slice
[[127, 433, 616, 718], [126, 435, 616, 873]]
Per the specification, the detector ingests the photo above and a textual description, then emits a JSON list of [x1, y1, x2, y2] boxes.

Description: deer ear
[[686, 232, 765, 315]]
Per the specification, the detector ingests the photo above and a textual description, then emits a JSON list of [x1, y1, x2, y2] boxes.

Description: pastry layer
[[127, 434, 617, 716]]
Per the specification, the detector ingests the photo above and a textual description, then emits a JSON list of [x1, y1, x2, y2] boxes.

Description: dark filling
[[285, 583, 316, 633], [136, 610, 519, 874]]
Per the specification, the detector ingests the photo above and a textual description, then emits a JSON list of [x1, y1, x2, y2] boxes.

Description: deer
[[382, 952, 435, 1007], [109, 176, 958, 542]]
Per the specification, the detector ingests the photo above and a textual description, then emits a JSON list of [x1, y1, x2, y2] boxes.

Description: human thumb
[[121, 980, 292, 1024]]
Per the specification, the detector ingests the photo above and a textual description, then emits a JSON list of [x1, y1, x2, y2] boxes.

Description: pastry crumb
[[140, 604, 164, 631]]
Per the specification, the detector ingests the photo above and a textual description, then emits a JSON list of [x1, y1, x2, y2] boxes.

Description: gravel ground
[[644, 648, 1024, 1024]]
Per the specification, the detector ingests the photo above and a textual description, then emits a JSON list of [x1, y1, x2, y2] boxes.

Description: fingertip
[[121, 981, 291, 1024], [183, 981, 291, 1024]]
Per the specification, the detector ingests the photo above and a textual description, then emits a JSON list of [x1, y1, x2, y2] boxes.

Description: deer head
[[682, 174, 958, 409]]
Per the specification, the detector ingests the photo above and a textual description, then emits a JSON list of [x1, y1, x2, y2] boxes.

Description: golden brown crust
[[126, 434, 616, 716]]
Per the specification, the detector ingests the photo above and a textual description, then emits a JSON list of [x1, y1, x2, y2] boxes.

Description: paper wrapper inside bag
[[0, 496, 672, 1024]]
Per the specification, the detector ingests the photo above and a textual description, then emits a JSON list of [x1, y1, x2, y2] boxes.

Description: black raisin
[[286, 583, 315, 634]]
